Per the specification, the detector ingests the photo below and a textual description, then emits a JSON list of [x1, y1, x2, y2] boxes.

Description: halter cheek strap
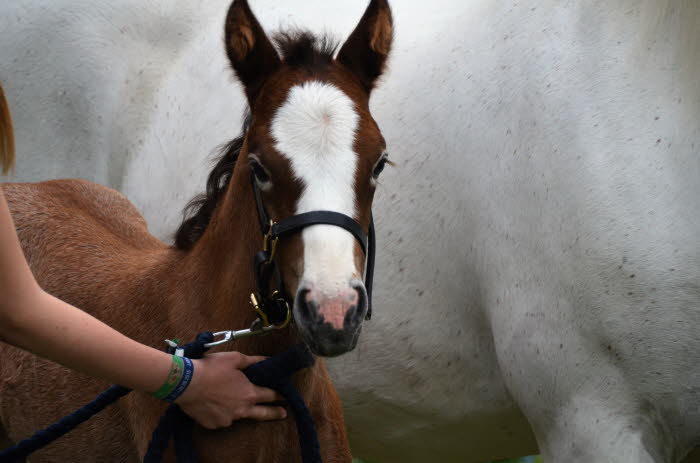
[[251, 174, 376, 323]]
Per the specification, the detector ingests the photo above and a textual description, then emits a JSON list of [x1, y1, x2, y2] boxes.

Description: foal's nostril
[[298, 287, 311, 303], [295, 287, 316, 322], [349, 280, 368, 323]]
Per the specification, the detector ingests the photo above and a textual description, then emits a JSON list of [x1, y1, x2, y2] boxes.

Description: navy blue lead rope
[[0, 332, 321, 463], [0, 385, 131, 462]]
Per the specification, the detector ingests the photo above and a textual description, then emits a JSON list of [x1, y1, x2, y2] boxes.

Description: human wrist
[[174, 359, 201, 405], [152, 355, 195, 402]]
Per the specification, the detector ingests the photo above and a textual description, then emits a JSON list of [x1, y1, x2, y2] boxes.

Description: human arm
[[0, 188, 285, 428]]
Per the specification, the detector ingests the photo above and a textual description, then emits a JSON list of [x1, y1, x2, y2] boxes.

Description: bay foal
[[0, 0, 393, 460]]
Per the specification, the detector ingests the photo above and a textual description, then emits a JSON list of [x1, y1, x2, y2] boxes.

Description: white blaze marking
[[271, 81, 360, 296]]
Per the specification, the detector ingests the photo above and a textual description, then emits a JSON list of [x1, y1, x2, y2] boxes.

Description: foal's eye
[[250, 161, 270, 184], [373, 156, 388, 179]]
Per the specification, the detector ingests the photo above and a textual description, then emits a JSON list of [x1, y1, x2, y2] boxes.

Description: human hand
[[175, 352, 286, 429]]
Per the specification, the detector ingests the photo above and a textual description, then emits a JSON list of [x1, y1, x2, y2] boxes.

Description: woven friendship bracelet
[[152, 355, 185, 401], [163, 357, 194, 403]]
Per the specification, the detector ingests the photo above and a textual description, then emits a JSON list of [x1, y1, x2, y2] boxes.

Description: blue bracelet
[[163, 357, 194, 403]]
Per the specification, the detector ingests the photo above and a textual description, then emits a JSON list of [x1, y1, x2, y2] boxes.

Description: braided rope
[[143, 333, 321, 463], [0, 385, 131, 462]]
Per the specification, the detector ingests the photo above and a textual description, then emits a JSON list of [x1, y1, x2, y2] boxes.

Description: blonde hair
[[0, 83, 15, 175]]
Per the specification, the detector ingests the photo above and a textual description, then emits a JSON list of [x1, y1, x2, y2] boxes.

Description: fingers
[[244, 405, 287, 422], [199, 417, 232, 431], [251, 385, 284, 403]]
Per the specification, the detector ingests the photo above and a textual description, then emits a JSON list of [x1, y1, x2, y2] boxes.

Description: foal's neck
[[170, 165, 297, 356]]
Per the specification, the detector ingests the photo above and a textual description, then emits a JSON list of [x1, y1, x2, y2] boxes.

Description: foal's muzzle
[[250, 173, 376, 356], [294, 279, 368, 357]]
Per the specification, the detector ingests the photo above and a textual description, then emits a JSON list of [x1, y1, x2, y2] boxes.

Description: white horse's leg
[[512, 366, 674, 461], [536, 389, 674, 462], [491, 299, 679, 463]]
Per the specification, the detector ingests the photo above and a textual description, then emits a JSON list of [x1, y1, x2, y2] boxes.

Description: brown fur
[[0, 83, 15, 175], [227, 11, 255, 62], [336, 0, 393, 93], [0, 174, 350, 462], [370, 9, 393, 56], [0, 0, 393, 460]]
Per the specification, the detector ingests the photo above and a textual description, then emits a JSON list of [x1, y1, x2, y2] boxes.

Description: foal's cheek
[[276, 237, 304, 295], [353, 242, 367, 279]]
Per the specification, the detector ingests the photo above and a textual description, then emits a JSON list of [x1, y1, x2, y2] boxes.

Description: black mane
[[174, 30, 338, 250], [174, 113, 250, 250]]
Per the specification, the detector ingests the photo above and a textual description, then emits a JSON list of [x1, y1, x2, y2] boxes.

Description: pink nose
[[294, 281, 368, 356], [305, 288, 359, 330]]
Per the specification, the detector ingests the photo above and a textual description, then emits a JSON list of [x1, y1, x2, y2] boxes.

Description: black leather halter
[[250, 173, 375, 326]]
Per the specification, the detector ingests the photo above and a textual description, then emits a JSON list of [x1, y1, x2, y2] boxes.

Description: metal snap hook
[[249, 292, 271, 327], [202, 331, 234, 348]]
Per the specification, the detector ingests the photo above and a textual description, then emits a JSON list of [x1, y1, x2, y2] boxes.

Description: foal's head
[[177, 0, 392, 356], [228, 0, 392, 356]]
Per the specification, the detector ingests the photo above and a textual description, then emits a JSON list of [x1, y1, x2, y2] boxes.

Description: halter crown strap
[[365, 216, 375, 319], [252, 173, 273, 233]]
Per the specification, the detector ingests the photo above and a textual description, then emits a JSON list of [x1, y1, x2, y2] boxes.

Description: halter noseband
[[249, 173, 375, 327]]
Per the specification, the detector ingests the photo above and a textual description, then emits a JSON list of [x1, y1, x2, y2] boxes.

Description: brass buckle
[[270, 290, 292, 329], [262, 220, 278, 262], [249, 291, 291, 329]]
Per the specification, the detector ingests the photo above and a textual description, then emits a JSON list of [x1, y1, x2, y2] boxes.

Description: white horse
[[2, 1, 699, 462]]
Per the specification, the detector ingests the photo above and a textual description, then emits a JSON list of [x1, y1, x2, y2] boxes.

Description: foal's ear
[[225, 0, 281, 105], [337, 0, 393, 94]]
